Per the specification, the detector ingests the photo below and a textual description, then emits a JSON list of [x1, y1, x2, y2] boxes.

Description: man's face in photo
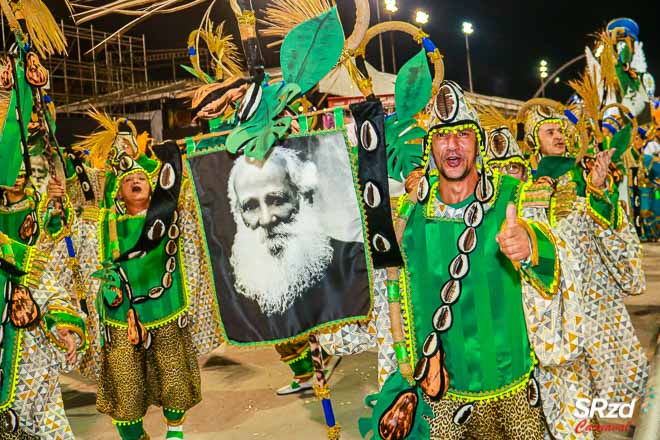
[[228, 149, 334, 316], [233, 160, 299, 257]]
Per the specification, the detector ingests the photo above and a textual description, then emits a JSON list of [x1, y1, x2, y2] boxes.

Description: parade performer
[[0, 2, 90, 433], [520, 99, 648, 439], [0, 173, 87, 440], [585, 17, 657, 240], [49, 110, 222, 440], [479, 106, 532, 182], [640, 103, 660, 240], [361, 81, 584, 440]]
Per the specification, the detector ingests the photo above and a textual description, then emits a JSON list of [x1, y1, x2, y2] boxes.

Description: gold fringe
[[259, 0, 332, 48], [16, 0, 68, 57], [0, 0, 20, 32], [327, 424, 341, 440], [568, 69, 603, 148], [72, 107, 119, 169]]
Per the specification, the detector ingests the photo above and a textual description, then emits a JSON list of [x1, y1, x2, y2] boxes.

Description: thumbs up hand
[[496, 203, 531, 263]]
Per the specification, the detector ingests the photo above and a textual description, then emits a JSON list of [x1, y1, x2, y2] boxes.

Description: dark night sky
[[49, 0, 659, 102]]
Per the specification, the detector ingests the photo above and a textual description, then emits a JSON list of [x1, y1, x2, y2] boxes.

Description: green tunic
[[401, 173, 558, 401], [98, 213, 188, 329]]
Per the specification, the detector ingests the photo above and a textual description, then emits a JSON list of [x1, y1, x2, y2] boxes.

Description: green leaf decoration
[[280, 7, 345, 95], [385, 116, 426, 182], [226, 82, 301, 160], [358, 370, 433, 440], [610, 122, 632, 164], [395, 49, 433, 121], [0, 60, 33, 187], [180, 64, 214, 83]]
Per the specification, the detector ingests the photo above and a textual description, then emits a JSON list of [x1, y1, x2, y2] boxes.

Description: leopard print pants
[[425, 381, 546, 440], [96, 320, 202, 422], [0, 429, 38, 440]]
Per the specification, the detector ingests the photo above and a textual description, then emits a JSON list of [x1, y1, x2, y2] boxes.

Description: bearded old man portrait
[[191, 132, 371, 343]]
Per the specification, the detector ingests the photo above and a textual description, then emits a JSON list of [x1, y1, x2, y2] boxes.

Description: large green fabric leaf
[[395, 49, 433, 121], [280, 7, 344, 95], [385, 116, 426, 182], [358, 371, 433, 440], [226, 83, 300, 160], [610, 123, 632, 164], [0, 62, 33, 187]]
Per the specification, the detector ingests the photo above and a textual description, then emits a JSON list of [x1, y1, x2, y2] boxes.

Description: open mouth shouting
[[444, 153, 464, 169]]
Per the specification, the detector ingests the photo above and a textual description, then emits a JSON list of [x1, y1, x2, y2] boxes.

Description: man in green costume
[[0, 169, 87, 439], [365, 81, 587, 440], [51, 112, 222, 440], [521, 102, 647, 439]]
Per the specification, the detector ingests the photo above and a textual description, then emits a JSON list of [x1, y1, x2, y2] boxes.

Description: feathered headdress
[[72, 108, 137, 169], [478, 105, 518, 138], [593, 30, 621, 95], [478, 105, 528, 163]]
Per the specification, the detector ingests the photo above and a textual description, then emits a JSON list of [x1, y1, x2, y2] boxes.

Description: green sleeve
[[521, 221, 560, 299], [41, 308, 88, 353], [586, 183, 621, 230]]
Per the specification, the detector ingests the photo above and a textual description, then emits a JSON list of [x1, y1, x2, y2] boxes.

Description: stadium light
[[415, 10, 429, 25]]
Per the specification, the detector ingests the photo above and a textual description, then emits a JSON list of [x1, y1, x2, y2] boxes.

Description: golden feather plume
[[568, 68, 602, 136], [477, 105, 518, 137], [197, 20, 243, 81], [573, 118, 591, 164], [72, 108, 119, 169], [594, 30, 620, 94], [13, 0, 68, 57], [259, 0, 332, 48]]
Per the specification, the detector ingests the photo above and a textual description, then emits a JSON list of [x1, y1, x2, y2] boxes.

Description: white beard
[[230, 202, 334, 316]]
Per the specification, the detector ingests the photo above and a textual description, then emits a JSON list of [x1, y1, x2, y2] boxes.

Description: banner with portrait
[[187, 129, 373, 345]]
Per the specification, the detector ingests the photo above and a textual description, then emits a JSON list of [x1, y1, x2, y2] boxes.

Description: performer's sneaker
[[276, 377, 314, 395]]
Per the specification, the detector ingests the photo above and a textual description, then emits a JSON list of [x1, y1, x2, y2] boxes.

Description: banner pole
[[309, 333, 341, 440]]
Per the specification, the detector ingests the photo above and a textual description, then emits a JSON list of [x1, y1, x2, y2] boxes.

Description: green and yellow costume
[[51, 112, 221, 440], [521, 102, 648, 439], [0, 180, 86, 440], [363, 81, 580, 440]]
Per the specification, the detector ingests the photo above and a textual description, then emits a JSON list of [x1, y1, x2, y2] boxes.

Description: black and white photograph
[[189, 130, 372, 344]]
